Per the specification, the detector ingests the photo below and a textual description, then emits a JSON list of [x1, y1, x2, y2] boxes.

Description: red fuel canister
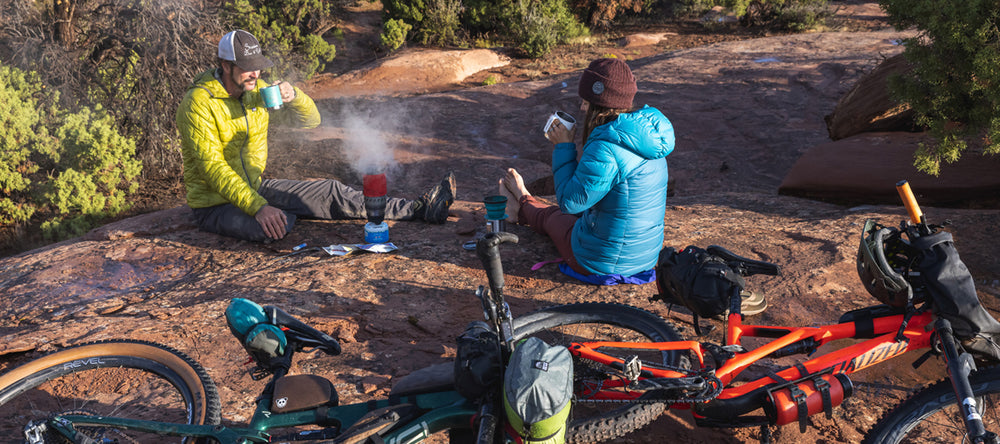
[[765, 373, 854, 428]]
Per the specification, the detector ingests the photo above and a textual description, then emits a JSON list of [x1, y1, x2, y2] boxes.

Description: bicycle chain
[[43, 410, 142, 444], [573, 360, 724, 405]]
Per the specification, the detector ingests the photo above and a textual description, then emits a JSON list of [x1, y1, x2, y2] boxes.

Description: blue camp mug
[[484, 195, 507, 221], [483, 195, 507, 232], [261, 84, 282, 110]]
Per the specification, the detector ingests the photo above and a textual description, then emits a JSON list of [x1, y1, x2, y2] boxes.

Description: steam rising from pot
[[341, 108, 400, 177]]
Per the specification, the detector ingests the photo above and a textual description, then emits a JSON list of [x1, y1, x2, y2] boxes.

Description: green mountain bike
[[0, 232, 679, 443]]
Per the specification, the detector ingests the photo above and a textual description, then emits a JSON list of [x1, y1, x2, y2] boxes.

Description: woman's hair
[[582, 102, 634, 145], [577, 58, 637, 145]]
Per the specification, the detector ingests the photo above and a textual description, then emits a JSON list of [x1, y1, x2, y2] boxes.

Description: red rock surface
[[3, 6, 1000, 443], [780, 132, 1000, 206]]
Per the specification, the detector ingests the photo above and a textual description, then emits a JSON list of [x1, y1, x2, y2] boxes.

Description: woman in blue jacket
[[502, 58, 674, 283]]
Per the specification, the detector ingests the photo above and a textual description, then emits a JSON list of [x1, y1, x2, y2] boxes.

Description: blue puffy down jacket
[[552, 105, 674, 276]]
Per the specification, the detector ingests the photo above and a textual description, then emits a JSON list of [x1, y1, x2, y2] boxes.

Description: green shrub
[[675, 0, 830, 30], [774, 0, 830, 31], [420, 0, 463, 46], [463, 0, 507, 33], [881, 0, 1000, 175], [383, 0, 427, 32], [222, 0, 338, 81], [0, 66, 47, 225], [507, 0, 590, 58], [384, 0, 462, 46], [381, 18, 413, 51], [0, 64, 141, 240], [384, 0, 588, 57]]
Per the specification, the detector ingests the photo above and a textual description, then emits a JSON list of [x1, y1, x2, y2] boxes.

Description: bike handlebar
[[264, 305, 342, 356], [707, 245, 781, 277], [476, 232, 519, 299]]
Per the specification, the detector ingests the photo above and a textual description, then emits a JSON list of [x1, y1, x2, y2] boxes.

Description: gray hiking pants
[[191, 178, 419, 242]]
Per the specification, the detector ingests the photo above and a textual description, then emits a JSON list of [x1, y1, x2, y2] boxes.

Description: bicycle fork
[[936, 318, 1000, 444]]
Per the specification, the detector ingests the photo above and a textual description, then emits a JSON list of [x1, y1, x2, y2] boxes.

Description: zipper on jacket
[[238, 97, 256, 190]]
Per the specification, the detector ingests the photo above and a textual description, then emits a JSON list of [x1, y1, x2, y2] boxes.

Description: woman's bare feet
[[498, 179, 520, 224], [502, 168, 531, 201]]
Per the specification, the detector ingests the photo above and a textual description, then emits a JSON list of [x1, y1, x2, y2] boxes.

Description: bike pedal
[[248, 366, 271, 381], [624, 356, 642, 382], [721, 345, 748, 353]]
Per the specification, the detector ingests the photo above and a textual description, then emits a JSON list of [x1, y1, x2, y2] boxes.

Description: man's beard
[[240, 76, 256, 91], [231, 71, 256, 92]]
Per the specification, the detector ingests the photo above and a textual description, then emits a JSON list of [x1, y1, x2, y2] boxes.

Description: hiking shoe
[[713, 290, 767, 320], [420, 172, 456, 224], [963, 335, 1000, 362]]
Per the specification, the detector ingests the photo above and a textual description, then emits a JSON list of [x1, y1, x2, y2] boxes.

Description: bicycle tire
[[862, 365, 1000, 443], [0, 339, 221, 443], [512, 302, 686, 443]]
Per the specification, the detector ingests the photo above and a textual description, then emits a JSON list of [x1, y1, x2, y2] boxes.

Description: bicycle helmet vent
[[856, 219, 915, 307]]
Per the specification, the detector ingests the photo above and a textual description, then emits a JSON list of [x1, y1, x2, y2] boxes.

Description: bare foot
[[502, 168, 531, 201], [498, 179, 520, 224]]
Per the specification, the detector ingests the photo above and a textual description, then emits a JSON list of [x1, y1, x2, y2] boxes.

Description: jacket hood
[[588, 105, 675, 160], [188, 69, 231, 99]]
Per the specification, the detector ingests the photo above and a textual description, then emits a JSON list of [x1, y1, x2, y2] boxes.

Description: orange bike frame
[[568, 309, 936, 403]]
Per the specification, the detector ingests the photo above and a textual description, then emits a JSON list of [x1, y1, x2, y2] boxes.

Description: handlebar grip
[[895, 180, 923, 225], [476, 232, 519, 296]]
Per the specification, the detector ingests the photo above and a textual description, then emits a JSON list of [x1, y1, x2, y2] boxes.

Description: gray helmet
[[856, 219, 916, 307]]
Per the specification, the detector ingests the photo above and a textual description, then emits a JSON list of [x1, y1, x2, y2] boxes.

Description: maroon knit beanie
[[578, 58, 637, 109]]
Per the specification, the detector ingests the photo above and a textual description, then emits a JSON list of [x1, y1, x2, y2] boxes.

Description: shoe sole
[[424, 173, 456, 224]]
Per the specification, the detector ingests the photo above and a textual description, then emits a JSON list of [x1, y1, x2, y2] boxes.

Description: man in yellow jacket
[[177, 30, 454, 242]]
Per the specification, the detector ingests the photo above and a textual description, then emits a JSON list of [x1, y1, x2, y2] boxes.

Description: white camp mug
[[543, 111, 576, 139]]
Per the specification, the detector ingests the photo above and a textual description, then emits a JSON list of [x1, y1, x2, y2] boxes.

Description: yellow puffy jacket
[[176, 69, 321, 216]]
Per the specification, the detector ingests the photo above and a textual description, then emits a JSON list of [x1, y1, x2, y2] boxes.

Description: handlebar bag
[[225, 298, 288, 364], [911, 232, 1000, 346], [503, 337, 572, 444], [655, 246, 746, 319], [454, 321, 502, 400]]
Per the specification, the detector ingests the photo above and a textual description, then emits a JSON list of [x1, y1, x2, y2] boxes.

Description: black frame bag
[[654, 246, 746, 334]]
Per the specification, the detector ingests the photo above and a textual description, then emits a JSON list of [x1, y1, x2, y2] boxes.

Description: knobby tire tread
[[512, 302, 684, 443], [862, 365, 1000, 443]]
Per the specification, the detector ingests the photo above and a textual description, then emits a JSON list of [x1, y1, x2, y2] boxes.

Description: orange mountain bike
[[512, 181, 1000, 443]]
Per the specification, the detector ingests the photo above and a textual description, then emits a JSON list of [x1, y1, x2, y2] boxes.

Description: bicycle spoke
[[0, 341, 219, 443], [3, 367, 192, 441]]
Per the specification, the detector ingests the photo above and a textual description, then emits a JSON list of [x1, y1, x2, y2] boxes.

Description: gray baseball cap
[[218, 30, 274, 71]]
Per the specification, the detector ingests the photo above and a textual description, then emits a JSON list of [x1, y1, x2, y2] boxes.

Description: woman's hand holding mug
[[544, 111, 576, 145]]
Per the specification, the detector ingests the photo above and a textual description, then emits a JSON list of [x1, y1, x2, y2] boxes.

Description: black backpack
[[654, 246, 746, 334]]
